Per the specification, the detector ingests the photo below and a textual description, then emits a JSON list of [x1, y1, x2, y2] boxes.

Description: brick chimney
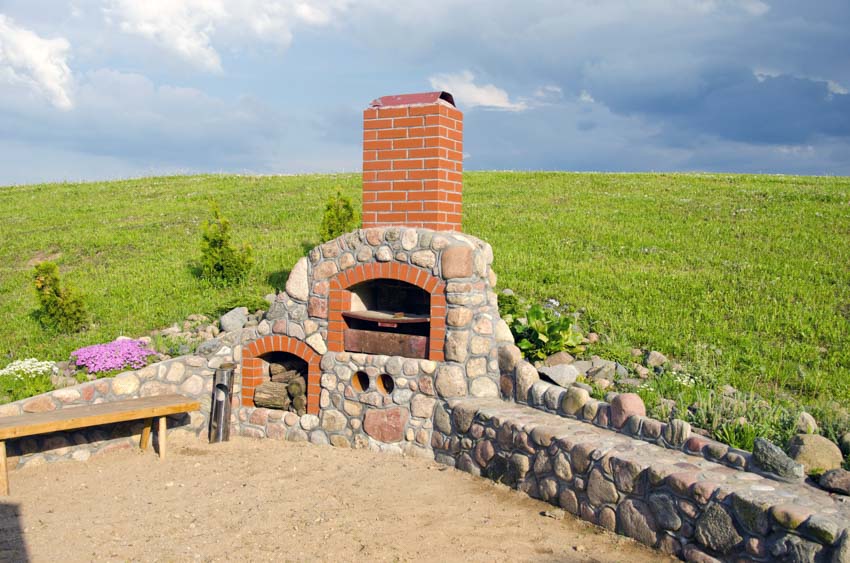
[[362, 91, 463, 231]]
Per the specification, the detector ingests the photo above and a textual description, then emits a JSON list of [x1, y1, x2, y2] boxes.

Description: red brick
[[377, 128, 407, 139], [394, 116, 424, 127], [377, 107, 408, 118], [393, 138, 424, 149], [364, 118, 393, 130], [393, 159, 424, 170], [376, 149, 407, 160], [409, 104, 442, 116], [363, 159, 392, 171], [364, 139, 393, 151]]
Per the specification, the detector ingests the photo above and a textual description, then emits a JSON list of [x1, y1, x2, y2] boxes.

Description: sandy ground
[[1, 434, 672, 562]]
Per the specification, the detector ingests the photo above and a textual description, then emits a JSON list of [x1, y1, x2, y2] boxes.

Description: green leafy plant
[[32, 261, 88, 333], [0, 358, 55, 402], [506, 303, 584, 362], [199, 202, 253, 286], [319, 191, 358, 242]]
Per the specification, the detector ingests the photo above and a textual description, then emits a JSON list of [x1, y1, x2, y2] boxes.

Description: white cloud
[[578, 90, 595, 103], [104, 0, 350, 72], [0, 15, 73, 109], [429, 70, 527, 111]]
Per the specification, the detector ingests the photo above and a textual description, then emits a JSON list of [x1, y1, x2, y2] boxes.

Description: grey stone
[[768, 534, 823, 563], [645, 350, 668, 368], [819, 469, 850, 495], [196, 338, 222, 356], [515, 361, 539, 402], [470, 377, 498, 398], [572, 360, 592, 375], [647, 493, 681, 531], [788, 433, 844, 473], [617, 499, 658, 547], [538, 364, 580, 387], [435, 364, 467, 398], [561, 386, 589, 416], [451, 404, 477, 433], [796, 412, 819, 434], [753, 438, 805, 481], [695, 503, 742, 555], [663, 419, 691, 447], [587, 361, 616, 381], [433, 403, 452, 434], [309, 431, 330, 445], [220, 307, 248, 332], [286, 428, 308, 442], [410, 395, 436, 418], [299, 414, 320, 431], [587, 469, 618, 507], [321, 410, 347, 432], [445, 330, 469, 362]]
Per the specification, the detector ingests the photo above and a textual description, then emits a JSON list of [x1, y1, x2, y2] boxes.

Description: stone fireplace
[[239, 91, 511, 447]]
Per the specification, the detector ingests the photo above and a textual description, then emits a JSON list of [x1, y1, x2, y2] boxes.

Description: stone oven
[[239, 92, 513, 448]]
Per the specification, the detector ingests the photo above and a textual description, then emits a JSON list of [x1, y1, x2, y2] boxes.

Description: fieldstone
[[166, 362, 186, 382], [645, 492, 681, 532], [299, 414, 320, 431], [445, 330, 469, 362], [392, 389, 413, 404], [645, 350, 668, 368], [435, 364, 467, 398], [286, 428, 308, 442], [401, 228, 418, 250], [610, 393, 645, 429], [313, 260, 339, 280], [571, 443, 595, 474], [768, 534, 823, 562], [220, 307, 248, 332], [538, 364, 580, 388], [306, 333, 327, 354], [0, 403, 21, 417], [411, 250, 436, 269], [470, 377, 498, 398], [819, 468, 850, 495], [179, 374, 205, 396], [788, 434, 844, 473], [451, 404, 477, 433], [695, 503, 742, 555], [752, 437, 805, 480], [561, 386, 590, 416], [447, 307, 473, 327], [52, 388, 81, 403], [497, 344, 522, 374], [587, 469, 619, 506], [23, 395, 56, 413], [587, 362, 616, 381], [434, 403, 452, 434], [771, 504, 812, 530], [663, 419, 691, 447], [409, 395, 436, 418], [559, 489, 579, 514], [473, 440, 495, 467], [466, 356, 487, 378], [617, 499, 658, 546], [494, 319, 513, 343], [363, 407, 409, 443], [330, 435, 351, 448], [322, 410, 347, 432], [374, 246, 392, 261], [441, 245, 473, 278], [796, 411, 818, 434]]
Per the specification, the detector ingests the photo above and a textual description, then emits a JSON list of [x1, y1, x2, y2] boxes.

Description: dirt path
[[1, 434, 672, 562]]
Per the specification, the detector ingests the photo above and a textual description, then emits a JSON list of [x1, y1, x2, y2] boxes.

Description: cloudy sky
[[1, 0, 848, 185]]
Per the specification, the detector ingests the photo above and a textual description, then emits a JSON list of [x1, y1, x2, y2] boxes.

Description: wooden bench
[[0, 394, 200, 496]]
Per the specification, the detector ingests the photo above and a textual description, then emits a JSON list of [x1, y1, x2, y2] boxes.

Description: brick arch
[[241, 335, 321, 414], [326, 262, 446, 360]]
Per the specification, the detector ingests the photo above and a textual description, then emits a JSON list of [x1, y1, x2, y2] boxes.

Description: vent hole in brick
[[377, 373, 395, 395], [352, 371, 369, 392]]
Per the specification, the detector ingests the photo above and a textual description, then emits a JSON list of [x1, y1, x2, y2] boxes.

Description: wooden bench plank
[[0, 394, 200, 440]]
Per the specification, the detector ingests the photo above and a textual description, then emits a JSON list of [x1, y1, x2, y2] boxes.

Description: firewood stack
[[253, 361, 307, 415]]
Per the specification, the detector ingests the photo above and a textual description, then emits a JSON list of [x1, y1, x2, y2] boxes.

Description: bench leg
[[157, 416, 167, 459], [140, 418, 153, 451], [1, 440, 8, 496]]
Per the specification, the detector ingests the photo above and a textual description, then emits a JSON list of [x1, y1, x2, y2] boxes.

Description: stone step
[[432, 398, 850, 562]]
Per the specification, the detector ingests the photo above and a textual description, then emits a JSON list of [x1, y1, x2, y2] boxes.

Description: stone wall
[[431, 398, 850, 562]]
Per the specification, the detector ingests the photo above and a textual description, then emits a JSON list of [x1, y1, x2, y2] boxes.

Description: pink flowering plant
[[71, 339, 156, 375]]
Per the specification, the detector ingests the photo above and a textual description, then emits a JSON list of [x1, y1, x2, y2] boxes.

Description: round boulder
[[788, 434, 844, 474]]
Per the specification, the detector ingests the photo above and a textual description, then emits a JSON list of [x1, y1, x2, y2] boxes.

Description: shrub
[[0, 358, 55, 402], [506, 302, 584, 362], [32, 261, 88, 332], [199, 203, 253, 286], [319, 191, 358, 242], [71, 339, 156, 375]]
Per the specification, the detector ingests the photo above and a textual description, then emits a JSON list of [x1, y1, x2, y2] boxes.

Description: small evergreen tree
[[32, 261, 88, 332], [319, 191, 358, 242], [199, 202, 253, 286]]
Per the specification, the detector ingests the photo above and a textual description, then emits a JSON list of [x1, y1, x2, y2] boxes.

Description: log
[[253, 382, 291, 410], [270, 369, 300, 383], [291, 395, 307, 416], [287, 376, 306, 398]]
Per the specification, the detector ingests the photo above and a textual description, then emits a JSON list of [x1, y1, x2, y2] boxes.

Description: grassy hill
[[1, 172, 849, 431]]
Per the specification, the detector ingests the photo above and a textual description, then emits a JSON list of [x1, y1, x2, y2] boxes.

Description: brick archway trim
[[327, 262, 447, 361], [241, 335, 321, 413]]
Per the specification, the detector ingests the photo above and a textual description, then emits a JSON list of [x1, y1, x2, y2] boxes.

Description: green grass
[[1, 172, 849, 430]]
